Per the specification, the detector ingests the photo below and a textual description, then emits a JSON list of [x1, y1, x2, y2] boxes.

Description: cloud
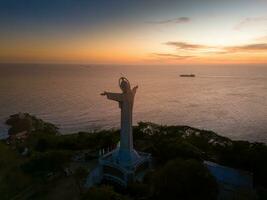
[[203, 43, 267, 55], [165, 41, 267, 53], [225, 43, 267, 52], [146, 17, 190, 24], [234, 17, 267, 30], [165, 42, 207, 50], [153, 41, 267, 61], [152, 53, 194, 60]]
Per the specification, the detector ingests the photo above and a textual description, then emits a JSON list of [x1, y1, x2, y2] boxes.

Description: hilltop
[[0, 113, 266, 199]]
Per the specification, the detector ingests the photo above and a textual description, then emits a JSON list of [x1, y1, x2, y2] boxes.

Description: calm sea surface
[[0, 64, 266, 142]]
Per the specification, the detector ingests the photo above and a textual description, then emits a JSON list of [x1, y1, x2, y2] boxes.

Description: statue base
[[96, 148, 151, 187]]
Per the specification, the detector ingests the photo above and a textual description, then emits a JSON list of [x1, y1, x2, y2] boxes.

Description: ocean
[[0, 64, 266, 142]]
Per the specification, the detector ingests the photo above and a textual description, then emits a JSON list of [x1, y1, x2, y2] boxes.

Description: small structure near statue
[[204, 161, 256, 200], [86, 77, 151, 187]]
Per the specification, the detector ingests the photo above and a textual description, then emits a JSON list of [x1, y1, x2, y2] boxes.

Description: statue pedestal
[[98, 148, 151, 187], [112, 148, 140, 167]]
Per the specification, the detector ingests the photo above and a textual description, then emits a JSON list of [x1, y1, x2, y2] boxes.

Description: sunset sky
[[1, 0, 267, 64]]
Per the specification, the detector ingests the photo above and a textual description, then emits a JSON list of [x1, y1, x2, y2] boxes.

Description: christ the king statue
[[101, 77, 139, 167]]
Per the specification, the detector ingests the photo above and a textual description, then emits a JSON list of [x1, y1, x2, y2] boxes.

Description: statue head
[[119, 77, 131, 93]]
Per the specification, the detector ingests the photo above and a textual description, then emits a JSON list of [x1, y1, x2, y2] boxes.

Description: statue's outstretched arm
[[132, 85, 138, 95], [101, 91, 122, 102]]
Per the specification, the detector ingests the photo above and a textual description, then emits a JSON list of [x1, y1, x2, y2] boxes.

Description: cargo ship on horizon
[[180, 74, 196, 77]]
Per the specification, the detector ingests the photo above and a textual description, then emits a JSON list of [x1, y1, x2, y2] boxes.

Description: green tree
[[82, 186, 129, 200], [74, 167, 88, 194], [0, 143, 32, 200], [127, 182, 150, 198], [152, 158, 218, 200], [21, 150, 70, 177]]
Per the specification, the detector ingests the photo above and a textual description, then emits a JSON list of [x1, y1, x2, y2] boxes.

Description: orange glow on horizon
[[1, 29, 267, 64]]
